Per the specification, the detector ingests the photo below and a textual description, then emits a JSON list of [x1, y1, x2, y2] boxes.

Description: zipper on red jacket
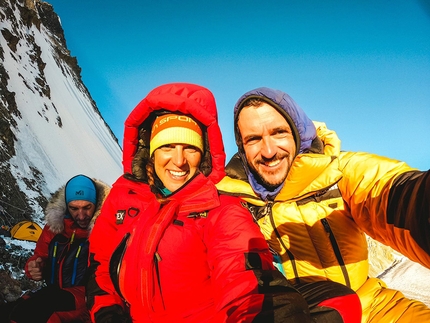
[[54, 241, 70, 287], [154, 251, 165, 309], [57, 230, 76, 287], [266, 201, 301, 284], [321, 218, 351, 288], [109, 233, 130, 302]]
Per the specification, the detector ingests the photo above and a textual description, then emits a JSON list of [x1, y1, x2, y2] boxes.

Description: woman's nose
[[172, 145, 186, 166]]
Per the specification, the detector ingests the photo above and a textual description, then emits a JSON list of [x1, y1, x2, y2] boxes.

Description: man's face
[[237, 102, 296, 188], [68, 200, 96, 229]]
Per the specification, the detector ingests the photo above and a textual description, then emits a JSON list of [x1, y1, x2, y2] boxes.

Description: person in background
[[86, 82, 361, 323], [216, 86, 430, 323], [1, 174, 110, 323]]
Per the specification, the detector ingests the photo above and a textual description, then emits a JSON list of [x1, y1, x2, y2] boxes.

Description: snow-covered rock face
[[0, 0, 122, 225]]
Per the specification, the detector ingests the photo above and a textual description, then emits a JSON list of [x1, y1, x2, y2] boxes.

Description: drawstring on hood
[[233, 87, 317, 200]]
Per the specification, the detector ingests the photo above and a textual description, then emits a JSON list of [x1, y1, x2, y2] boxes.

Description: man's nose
[[260, 136, 276, 158], [76, 209, 87, 219]]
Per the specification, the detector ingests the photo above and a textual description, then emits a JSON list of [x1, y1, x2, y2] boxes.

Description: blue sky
[[47, 0, 430, 170]]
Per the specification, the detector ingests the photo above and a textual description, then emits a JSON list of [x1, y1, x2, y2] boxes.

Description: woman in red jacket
[[86, 83, 361, 323]]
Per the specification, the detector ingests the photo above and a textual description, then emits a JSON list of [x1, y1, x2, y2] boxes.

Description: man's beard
[[76, 219, 90, 229], [250, 153, 290, 190]]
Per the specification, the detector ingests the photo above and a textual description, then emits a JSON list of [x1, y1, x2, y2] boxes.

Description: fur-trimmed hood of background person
[[45, 178, 110, 234]]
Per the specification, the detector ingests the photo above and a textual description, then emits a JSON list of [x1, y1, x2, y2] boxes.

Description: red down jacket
[[22, 178, 110, 323], [24, 219, 90, 323]]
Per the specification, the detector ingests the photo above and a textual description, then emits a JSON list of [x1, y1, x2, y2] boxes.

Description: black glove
[[95, 305, 131, 323]]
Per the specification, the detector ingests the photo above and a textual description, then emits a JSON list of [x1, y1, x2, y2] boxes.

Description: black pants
[[298, 281, 361, 323], [251, 276, 360, 323], [1, 285, 75, 323]]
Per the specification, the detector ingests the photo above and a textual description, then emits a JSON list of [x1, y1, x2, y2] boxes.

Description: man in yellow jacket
[[216, 87, 430, 323]]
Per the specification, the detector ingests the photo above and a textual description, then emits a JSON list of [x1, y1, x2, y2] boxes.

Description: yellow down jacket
[[217, 122, 430, 323]]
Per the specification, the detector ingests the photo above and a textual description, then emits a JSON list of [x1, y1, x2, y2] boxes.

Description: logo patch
[[116, 210, 126, 224]]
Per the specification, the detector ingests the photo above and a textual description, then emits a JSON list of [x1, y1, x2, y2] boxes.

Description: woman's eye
[[184, 146, 198, 153], [159, 145, 174, 151]]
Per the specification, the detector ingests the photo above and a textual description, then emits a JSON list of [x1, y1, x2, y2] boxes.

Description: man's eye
[[244, 137, 260, 145], [273, 131, 292, 139]]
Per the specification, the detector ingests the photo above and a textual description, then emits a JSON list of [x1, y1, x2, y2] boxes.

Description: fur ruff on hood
[[44, 178, 110, 234]]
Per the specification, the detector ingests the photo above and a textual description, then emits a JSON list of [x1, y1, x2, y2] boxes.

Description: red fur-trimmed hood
[[122, 83, 226, 185]]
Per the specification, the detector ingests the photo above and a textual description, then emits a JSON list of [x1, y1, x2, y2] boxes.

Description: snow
[[0, 237, 35, 280], [6, 237, 35, 251], [378, 256, 430, 307]]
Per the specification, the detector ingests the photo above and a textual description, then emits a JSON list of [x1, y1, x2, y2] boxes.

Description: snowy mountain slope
[[0, 0, 122, 224]]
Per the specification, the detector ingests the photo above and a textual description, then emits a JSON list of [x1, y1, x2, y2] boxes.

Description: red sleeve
[[87, 191, 126, 321], [24, 225, 55, 278], [87, 178, 147, 321]]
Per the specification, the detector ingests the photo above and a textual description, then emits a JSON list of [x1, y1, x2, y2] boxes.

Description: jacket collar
[[219, 153, 341, 203], [165, 173, 220, 215]]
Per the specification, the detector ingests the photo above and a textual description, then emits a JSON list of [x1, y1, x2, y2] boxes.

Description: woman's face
[[153, 144, 202, 192]]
